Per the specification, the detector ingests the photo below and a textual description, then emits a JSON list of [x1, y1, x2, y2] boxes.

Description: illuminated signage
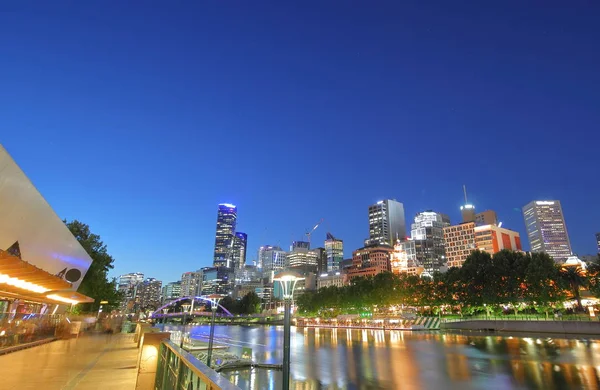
[[536, 201, 555, 205]]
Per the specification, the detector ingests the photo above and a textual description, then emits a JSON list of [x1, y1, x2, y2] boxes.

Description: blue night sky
[[1, 2, 599, 283]]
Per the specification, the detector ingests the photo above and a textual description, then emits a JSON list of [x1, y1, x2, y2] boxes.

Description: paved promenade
[[0, 333, 138, 390]]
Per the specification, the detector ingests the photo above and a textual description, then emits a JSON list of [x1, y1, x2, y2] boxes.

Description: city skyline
[[1, 3, 598, 283]]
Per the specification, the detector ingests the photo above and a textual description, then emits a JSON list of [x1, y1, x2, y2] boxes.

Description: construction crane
[[305, 218, 324, 246]]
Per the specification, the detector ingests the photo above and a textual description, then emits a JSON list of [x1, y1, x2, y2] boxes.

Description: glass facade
[[232, 232, 247, 270], [408, 211, 449, 275], [324, 232, 344, 272], [367, 199, 406, 246], [258, 246, 287, 273], [596, 233, 600, 254], [522, 200, 572, 263], [213, 204, 237, 268]]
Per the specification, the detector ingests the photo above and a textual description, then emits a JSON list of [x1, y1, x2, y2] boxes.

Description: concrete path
[[0, 333, 138, 390]]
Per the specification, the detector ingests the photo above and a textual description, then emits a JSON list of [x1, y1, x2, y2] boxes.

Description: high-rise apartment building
[[324, 233, 344, 272], [347, 244, 393, 279], [390, 240, 424, 276], [180, 271, 203, 297], [291, 241, 310, 250], [523, 200, 572, 263], [443, 222, 476, 268], [137, 278, 162, 310], [313, 247, 328, 275], [161, 281, 181, 305], [475, 210, 498, 226], [232, 232, 247, 270], [118, 272, 144, 310], [367, 199, 406, 246], [213, 203, 237, 268], [596, 233, 600, 254]]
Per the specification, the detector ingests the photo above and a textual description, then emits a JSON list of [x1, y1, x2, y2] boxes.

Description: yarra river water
[[181, 325, 600, 389]]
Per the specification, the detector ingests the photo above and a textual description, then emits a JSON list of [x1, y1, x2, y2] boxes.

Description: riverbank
[[441, 319, 600, 335]]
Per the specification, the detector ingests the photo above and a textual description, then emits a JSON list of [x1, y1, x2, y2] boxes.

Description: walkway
[[0, 333, 138, 390]]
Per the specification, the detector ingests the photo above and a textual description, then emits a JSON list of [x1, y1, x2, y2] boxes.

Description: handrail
[[441, 315, 598, 323], [155, 339, 241, 390]]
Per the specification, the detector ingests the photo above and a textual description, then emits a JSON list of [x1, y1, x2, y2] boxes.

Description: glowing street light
[[162, 308, 169, 324], [274, 271, 304, 390], [181, 303, 191, 326], [205, 294, 224, 367]]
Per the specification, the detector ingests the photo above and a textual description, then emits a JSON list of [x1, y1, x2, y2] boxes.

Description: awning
[[0, 250, 94, 304], [46, 290, 95, 304], [0, 250, 72, 294]]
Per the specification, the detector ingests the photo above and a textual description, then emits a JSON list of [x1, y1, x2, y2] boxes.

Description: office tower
[[475, 210, 498, 226], [232, 232, 248, 270], [460, 185, 476, 223], [391, 240, 423, 276], [291, 241, 310, 251], [286, 245, 318, 273], [180, 270, 203, 297], [137, 278, 162, 310], [324, 233, 344, 272], [367, 199, 406, 246], [523, 200, 572, 263], [201, 266, 232, 295], [312, 247, 328, 275], [213, 203, 237, 268], [596, 233, 600, 254], [117, 272, 144, 310], [443, 222, 476, 268], [474, 225, 521, 254], [408, 211, 450, 275], [347, 244, 393, 279], [161, 281, 181, 305], [258, 245, 287, 273]]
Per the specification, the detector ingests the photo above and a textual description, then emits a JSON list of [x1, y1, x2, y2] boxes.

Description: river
[[169, 324, 600, 389]]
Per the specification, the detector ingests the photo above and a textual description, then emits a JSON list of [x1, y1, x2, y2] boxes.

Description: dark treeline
[[297, 250, 600, 318]]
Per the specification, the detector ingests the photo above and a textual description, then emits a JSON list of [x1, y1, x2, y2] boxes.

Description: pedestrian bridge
[[150, 296, 234, 320]]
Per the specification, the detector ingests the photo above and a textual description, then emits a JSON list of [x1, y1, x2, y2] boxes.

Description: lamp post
[[205, 294, 224, 367], [162, 308, 169, 324], [274, 271, 304, 390], [181, 303, 191, 326]]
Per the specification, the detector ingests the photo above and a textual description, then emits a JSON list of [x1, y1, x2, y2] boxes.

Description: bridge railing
[[155, 338, 241, 390]]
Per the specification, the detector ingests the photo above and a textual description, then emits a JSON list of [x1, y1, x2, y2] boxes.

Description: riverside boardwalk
[[0, 332, 138, 390]]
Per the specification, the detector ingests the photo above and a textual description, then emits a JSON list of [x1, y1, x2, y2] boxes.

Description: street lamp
[[274, 271, 304, 390], [181, 303, 191, 326], [205, 294, 224, 367], [162, 308, 169, 324]]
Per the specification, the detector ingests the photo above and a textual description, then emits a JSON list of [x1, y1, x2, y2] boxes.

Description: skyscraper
[[460, 186, 476, 223], [180, 271, 203, 297], [475, 210, 498, 226], [213, 203, 237, 268], [286, 245, 318, 274], [408, 211, 450, 275], [596, 233, 600, 254], [137, 278, 162, 310], [232, 232, 248, 270], [522, 200, 572, 263], [258, 245, 287, 273], [324, 233, 344, 272], [117, 272, 144, 311], [367, 199, 406, 246]]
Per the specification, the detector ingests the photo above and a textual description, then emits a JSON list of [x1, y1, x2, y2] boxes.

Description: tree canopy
[[66, 220, 122, 311]]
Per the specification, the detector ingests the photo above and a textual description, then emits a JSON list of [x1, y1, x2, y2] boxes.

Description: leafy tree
[[240, 292, 262, 314], [66, 220, 123, 311], [560, 266, 587, 311]]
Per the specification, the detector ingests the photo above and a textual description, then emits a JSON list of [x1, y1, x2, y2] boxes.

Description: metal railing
[[441, 314, 598, 323], [155, 339, 241, 390]]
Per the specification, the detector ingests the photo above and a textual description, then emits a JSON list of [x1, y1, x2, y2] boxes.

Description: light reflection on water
[[173, 325, 600, 389]]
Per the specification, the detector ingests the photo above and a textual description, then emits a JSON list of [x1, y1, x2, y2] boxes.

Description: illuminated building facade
[[286, 245, 318, 273], [180, 271, 202, 297], [213, 203, 237, 268], [118, 272, 144, 310], [232, 232, 247, 270], [367, 199, 406, 246], [474, 224, 522, 255], [259, 245, 287, 273], [523, 200, 572, 262], [408, 211, 450, 274], [347, 244, 393, 279], [161, 281, 181, 305], [137, 278, 162, 310], [596, 233, 600, 254], [390, 240, 424, 276], [325, 233, 344, 272], [443, 222, 476, 268]]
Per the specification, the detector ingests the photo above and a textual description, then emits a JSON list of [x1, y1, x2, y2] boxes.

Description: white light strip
[[0, 273, 50, 293], [46, 294, 80, 305]]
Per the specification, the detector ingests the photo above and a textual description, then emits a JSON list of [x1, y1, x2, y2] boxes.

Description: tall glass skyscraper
[[523, 200, 572, 263], [367, 199, 406, 246], [596, 233, 600, 254], [409, 211, 450, 275], [213, 203, 237, 268], [325, 232, 344, 272], [232, 232, 247, 270]]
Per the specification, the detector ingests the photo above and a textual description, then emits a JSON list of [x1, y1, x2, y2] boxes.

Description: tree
[[240, 292, 262, 314], [66, 220, 123, 311], [560, 266, 587, 311]]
